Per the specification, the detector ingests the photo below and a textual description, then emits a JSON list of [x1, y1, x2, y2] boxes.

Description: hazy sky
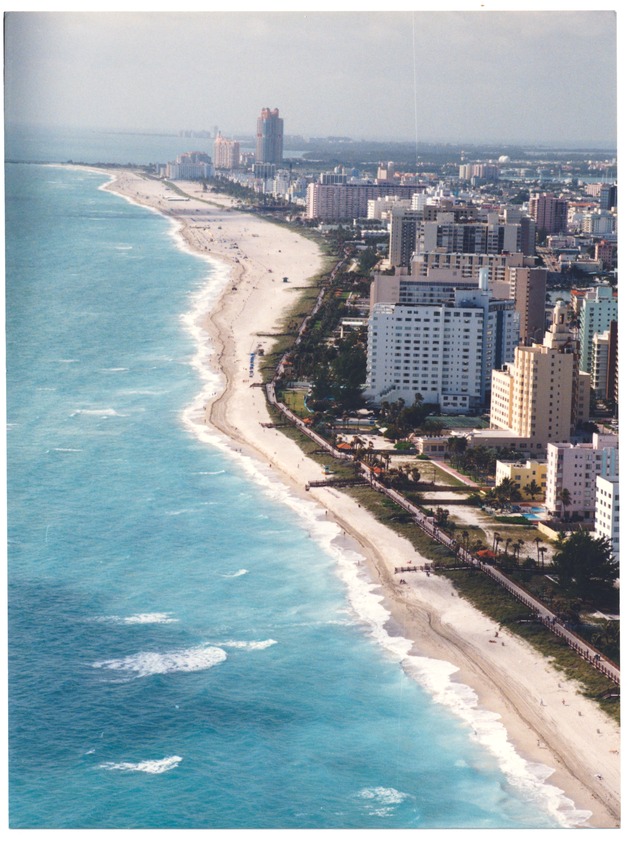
[[3, 5, 618, 146]]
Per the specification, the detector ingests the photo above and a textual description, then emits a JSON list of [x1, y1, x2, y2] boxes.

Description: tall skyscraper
[[255, 107, 284, 164]]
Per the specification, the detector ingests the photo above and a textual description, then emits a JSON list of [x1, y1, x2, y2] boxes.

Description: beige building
[[213, 133, 241, 170], [490, 301, 590, 448], [495, 459, 547, 496]]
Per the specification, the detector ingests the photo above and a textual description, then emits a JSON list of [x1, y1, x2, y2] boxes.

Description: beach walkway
[[265, 377, 620, 687]]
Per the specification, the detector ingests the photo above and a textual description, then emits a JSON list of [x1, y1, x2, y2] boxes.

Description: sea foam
[[93, 645, 227, 679], [99, 756, 182, 774], [92, 612, 178, 626]]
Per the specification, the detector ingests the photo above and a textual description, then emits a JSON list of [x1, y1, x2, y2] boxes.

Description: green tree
[[523, 480, 542, 501], [551, 528, 619, 602], [559, 488, 572, 521]]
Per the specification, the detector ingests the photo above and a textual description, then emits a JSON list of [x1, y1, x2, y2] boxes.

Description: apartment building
[[529, 192, 568, 235], [495, 459, 547, 497], [165, 152, 214, 180], [305, 183, 424, 221], [213, 133, 241, 170], [365, 270, 519, 412], [594, 475, 620, 558], [545, 433, 618, 520], [490, 301, 590, 446], [576, 285, 617, 375]]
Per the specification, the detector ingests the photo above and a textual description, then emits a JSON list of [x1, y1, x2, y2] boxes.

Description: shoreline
[[98, 168, 620, 828]]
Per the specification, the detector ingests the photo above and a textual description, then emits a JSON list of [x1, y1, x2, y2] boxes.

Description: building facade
[[365, 270, 519, 412], [165, 151, 214, 180], [255, 107, 284, 164], [213, 133, 241, 170], [594, 475, 620, 558], [495, 459, 547, 497], [305, 183, 424, 221], [490, 301, 590, 447], [577, 285, 617, 375], [545, 433, 618, 520], [528, 192, 569, 236]]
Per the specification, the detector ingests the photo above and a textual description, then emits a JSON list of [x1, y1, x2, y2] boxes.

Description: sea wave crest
[[93, 645, 226, 678], [71, 408, 124, 417], [357, 786, 410, 817], [216, 639, 277, 651], [93, 612, 178, 626], [222, 569, 248, 578], [99, 756, 182, 774]]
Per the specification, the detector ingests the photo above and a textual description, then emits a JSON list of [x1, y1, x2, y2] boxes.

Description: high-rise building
[[502, 267, 547, 344], [528, 192, 568, 237], [599, 183, 617, 211], [365, 270, 519, 412], [576, 285, 617, 374], [213, 133, 241, 170], [255, 107, 284, 164], [490, 301, 590, 446], [388, 206, 425, 268]]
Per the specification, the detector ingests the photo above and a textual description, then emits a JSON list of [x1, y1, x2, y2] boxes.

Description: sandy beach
[[101, 169, 620, 828]]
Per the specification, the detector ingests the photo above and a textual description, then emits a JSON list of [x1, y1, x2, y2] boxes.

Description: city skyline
[[3, 6, 618, 148]]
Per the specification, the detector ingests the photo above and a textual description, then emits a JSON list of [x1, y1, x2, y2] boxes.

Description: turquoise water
[[5, 159, 584, 828]]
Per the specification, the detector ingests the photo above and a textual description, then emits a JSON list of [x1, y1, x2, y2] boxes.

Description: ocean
[[5, 129, 588, 829]]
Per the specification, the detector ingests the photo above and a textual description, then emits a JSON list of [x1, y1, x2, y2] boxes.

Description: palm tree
[[503, 537, 512, 560], [534, 536, 542, 567], [559, 488, 572, 521], [523, 480, 542, 501], [539, 546, 548, 569], [492, 532, 502, 555], [514, 538, 525, 563]]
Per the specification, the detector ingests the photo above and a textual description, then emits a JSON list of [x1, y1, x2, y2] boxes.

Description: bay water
[[5, 137, 587, 828]]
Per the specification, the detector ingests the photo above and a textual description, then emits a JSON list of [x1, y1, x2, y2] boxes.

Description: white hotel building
[[364, 269, 519, 412]]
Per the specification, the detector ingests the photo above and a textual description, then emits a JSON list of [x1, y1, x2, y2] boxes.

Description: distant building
[[594, 238, 617, 270], [409, 251, 528, 286], [388, 205, 425, 268], [305, 183, 424, 222], [490, 301, 590, 447], [166, 151, 213, 180], [528, 192, 568, 236], [599, 183, 617, 211], [415, 212, 525, 255], [493, 267, 547, 344], [213, 133, 240, 170], [256, 107, 284, 164]]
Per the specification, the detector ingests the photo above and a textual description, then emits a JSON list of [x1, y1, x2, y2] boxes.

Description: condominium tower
[[255, 107, 284, 164]]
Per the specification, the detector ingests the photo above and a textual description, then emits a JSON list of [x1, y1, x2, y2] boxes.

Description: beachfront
[[102, 169, 620, 828]]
